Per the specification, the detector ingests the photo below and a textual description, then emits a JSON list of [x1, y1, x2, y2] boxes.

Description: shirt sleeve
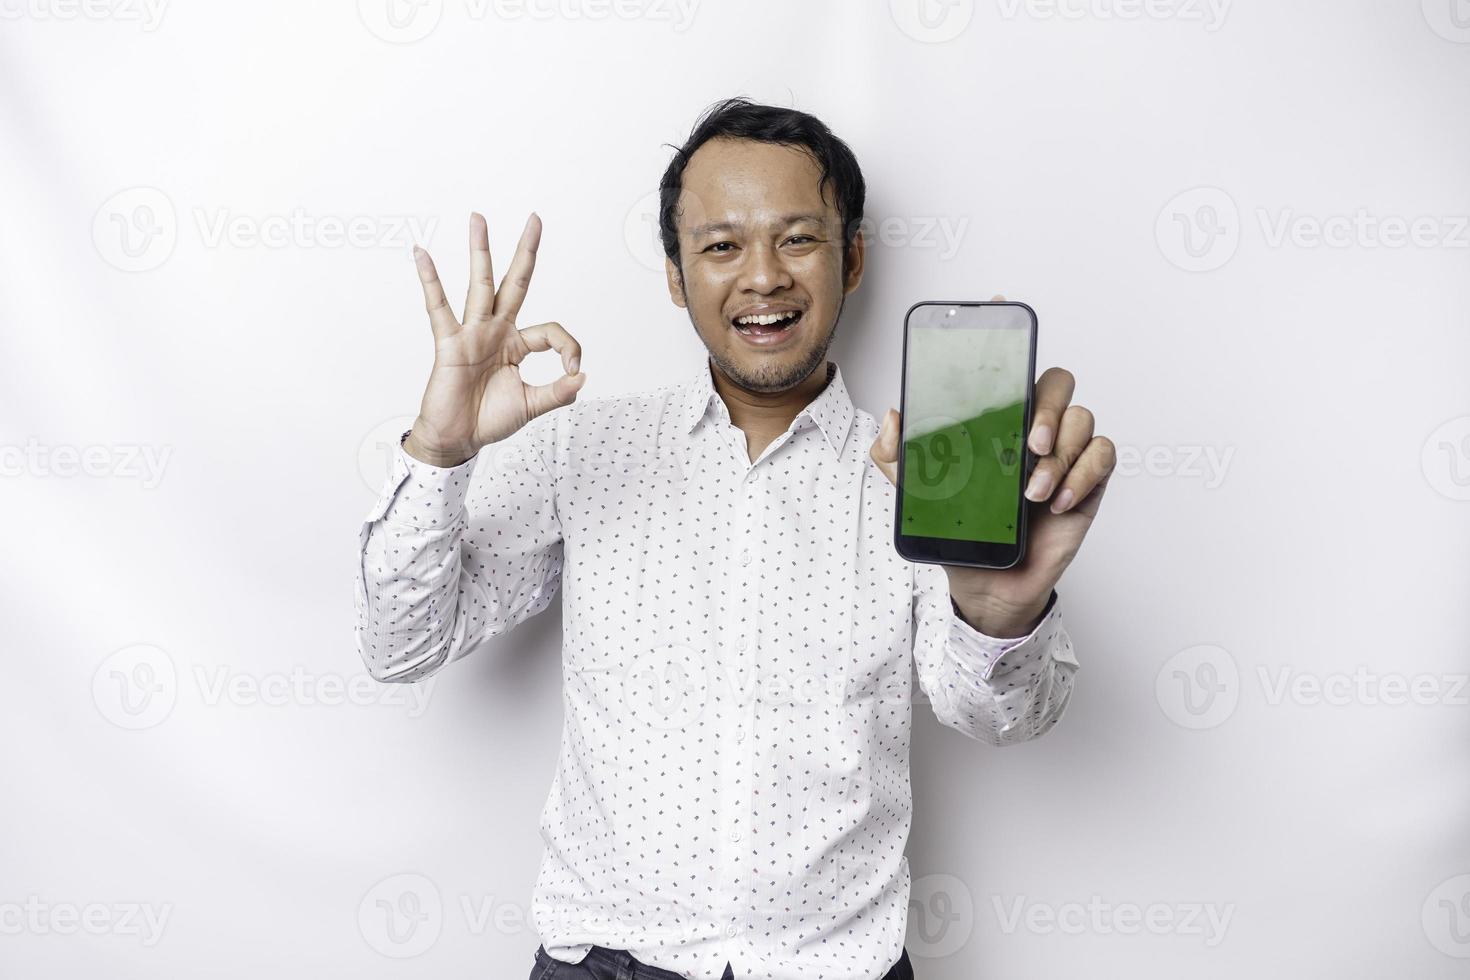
[[354, 411, 564, 683], [910, 561, 1079, 746]]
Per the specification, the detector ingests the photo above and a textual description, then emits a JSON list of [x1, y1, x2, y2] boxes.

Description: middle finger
[[493, 212, 542, 322]]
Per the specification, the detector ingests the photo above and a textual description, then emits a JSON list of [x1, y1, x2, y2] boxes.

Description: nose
[[736, 241, 793, 295]]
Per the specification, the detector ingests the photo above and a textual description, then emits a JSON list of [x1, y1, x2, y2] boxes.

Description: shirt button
[[737, 636, 748, 651], [740, 549, 751, 566], [725, 923, 738, 938], [730, 827, 742, 842], [735, 727, 745, 742]]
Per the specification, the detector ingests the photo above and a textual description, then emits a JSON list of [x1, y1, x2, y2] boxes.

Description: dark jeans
[[529, 943, 914, 980]]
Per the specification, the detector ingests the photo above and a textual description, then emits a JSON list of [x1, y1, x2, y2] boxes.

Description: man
[[356, 97, 1114, 980]]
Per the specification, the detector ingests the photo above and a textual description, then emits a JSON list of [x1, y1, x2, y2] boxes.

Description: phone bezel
[[892, 300, 1039, 570]]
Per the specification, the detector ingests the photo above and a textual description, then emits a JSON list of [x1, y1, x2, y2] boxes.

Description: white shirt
[[355, 357, 1079, 980]]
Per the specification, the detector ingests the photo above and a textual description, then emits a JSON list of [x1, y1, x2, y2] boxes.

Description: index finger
[[492, 212, 542, 321], [1029, 366, 1075, 456]]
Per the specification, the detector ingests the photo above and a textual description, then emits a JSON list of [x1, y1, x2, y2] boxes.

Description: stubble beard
[[687, 288, 845, 396]]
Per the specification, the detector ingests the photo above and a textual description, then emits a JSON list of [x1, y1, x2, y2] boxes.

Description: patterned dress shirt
[[355, 356, 1079, 980]]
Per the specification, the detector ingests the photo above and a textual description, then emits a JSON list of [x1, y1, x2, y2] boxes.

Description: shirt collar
[[679, 357, 855, 458]]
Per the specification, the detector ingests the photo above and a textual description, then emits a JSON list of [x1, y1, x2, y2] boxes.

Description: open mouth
[[732, 309, 803, 339]]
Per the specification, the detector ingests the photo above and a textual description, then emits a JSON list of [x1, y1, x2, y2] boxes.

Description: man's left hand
[[870, 304, 1116, 638]]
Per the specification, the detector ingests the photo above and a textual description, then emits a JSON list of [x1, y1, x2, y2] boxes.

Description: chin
[[716, 338, 831, 394]]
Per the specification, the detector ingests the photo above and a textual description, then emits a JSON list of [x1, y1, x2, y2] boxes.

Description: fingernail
[[569, 355, 580, 374], [1030, 425, 1052, 455], [1025, 469, 1053, 501], [1051, 488, 1074, 513]]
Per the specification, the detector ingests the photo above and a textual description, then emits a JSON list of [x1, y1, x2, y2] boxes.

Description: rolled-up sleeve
[[354, 411, 564, 683], [911, 562, 1079, 746]]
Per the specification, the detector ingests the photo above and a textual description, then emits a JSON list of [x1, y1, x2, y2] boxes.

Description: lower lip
[[732, 317, 800, 347]]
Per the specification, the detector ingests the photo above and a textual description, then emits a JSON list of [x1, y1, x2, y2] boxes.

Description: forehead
[[677, 137, 836, 229]]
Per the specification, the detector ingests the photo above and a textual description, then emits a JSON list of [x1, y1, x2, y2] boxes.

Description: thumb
[[525, 370, 587, 421], [870, 407, 900, 487]]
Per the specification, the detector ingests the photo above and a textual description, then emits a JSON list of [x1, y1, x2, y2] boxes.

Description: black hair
[[657, 97, 867, 275]]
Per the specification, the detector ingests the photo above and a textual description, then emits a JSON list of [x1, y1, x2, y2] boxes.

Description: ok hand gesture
[[403, 212, 585, 468]]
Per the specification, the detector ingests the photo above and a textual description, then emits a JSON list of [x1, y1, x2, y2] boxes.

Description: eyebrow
[[687, 214, 828, 238]]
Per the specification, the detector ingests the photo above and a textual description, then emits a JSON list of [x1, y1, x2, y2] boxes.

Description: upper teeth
[[736, 311, 798, 326]]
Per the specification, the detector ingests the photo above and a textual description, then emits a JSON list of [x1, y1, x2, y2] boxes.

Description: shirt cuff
[[373, 435, 478, 530], [946, 589, 1064, 683]]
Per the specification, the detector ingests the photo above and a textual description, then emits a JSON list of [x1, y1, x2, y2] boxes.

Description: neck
[[710, 359, 832, 440]]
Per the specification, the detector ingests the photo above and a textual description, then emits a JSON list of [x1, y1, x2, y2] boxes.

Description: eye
[[786, 235, 815, 245], [704, 241, 737, 254]]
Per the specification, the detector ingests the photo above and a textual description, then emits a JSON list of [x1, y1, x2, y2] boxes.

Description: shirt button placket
[[734, 634, 749, 743], [721, 464, 761, 958]]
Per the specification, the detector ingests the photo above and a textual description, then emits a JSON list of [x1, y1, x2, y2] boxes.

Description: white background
[[3, 1, 1468, 977]]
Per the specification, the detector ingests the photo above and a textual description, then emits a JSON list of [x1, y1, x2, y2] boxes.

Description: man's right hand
[[402, 211, 586, 468]]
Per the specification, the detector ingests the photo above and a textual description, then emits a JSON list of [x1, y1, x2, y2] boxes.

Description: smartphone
[[893, 300, 1038, 570]]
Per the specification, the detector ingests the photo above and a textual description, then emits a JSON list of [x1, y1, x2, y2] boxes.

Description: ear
[[665, 256, 687, 308], [842, 227, 866, 295]]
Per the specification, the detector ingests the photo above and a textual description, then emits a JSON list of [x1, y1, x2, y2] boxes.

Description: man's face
[[665, 137, 865, 394]]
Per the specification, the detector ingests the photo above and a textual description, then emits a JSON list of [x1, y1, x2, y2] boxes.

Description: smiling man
[[355, 97, 1114, 980]]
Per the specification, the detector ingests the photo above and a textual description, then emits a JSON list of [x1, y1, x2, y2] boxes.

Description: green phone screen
[[900, 305, 1031, 545]]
